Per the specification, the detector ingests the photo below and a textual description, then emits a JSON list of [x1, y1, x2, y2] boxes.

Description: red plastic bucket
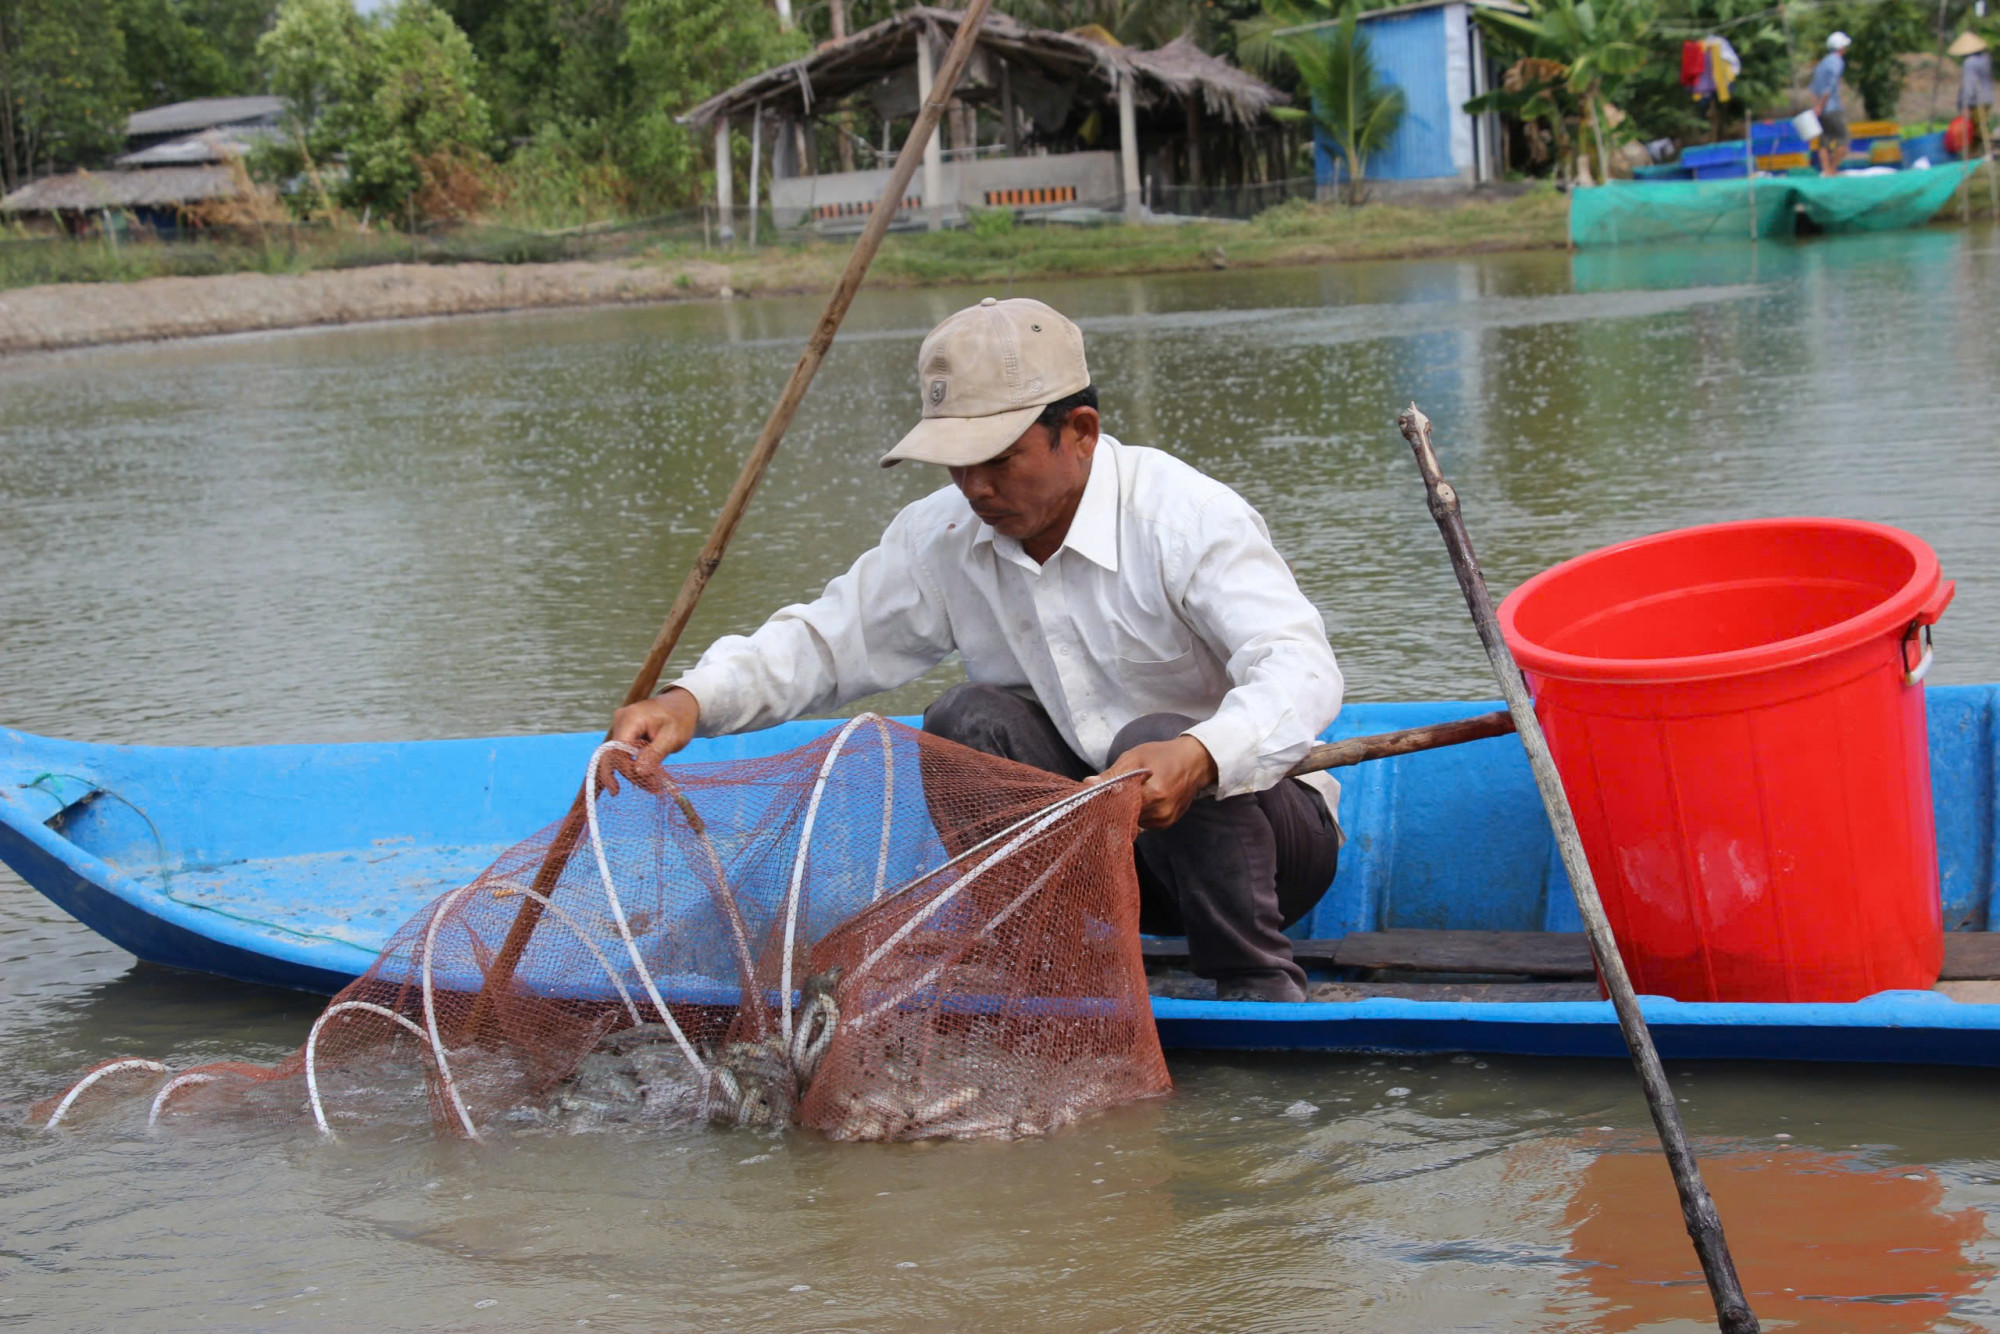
[[1498, 519, 1954, 1003]]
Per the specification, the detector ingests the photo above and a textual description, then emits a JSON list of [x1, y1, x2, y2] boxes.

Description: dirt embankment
[[0, 259, 736, 356]]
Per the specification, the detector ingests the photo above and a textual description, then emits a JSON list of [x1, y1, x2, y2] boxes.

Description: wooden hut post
[[715, 116, 735, 242], [1001, 59, 1020, 155], [1119, 67, 1143, 221], [748, 103, 763, 247], [1185, 95, 1203, 209], [917, 29, 946, 229]]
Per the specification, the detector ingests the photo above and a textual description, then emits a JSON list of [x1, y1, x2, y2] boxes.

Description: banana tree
[[1464, 55, 1577, 181], [1267, 0, 1406, 202], [1476, 0, 1652, 186]]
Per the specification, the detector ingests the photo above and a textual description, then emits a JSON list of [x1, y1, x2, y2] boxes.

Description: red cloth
[[1947, 114, 1975, 154], [1681, 40, 1707, 88]]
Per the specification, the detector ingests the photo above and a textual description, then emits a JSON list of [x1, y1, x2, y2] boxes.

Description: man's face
[[948, 407, 1100, 546]]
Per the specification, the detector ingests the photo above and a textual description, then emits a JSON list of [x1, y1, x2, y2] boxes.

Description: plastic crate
[[1755, 152, 1811, 171], [1681, 140, 1749, 170], [1691, 160, 1751, 180], [1901, 130, 1956, 165], [1850, 119, 1900, 139], [1869, 139, 1906, 165]]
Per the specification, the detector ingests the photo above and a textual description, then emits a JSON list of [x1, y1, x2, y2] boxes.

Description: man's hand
[[1087, 734, 1217, 829], [600, 687, 701, 795]]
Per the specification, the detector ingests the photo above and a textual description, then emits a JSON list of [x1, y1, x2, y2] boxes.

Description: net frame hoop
[[147, 1068, 253, 1128], [780, 712, 895, 1043], [848, 836, 1082, 1030], [486, 882, 646, 1028], [43, 1058, 169, 1130], [870, 715, 895, 902], [848, 772, 1144, 988], [584, 741, 710, 1078], [305, 1000, 434, 1137], [420, 883, 488, 1138]]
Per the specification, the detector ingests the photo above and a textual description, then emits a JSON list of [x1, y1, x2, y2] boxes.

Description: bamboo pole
[[467, 0, 998, 1032], [1397, 404, 1759, 1334]]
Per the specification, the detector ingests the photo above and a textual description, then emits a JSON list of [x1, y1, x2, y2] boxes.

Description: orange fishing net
[[38, 717, 1170, 1141]]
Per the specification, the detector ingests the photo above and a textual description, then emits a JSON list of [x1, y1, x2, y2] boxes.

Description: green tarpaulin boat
[[1570, 162, 1978, 247]]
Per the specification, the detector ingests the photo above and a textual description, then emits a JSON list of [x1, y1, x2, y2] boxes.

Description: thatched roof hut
[[680, 7, 1286, 235], [681, 8, 1283, 131], [2, 166, 238, 215]]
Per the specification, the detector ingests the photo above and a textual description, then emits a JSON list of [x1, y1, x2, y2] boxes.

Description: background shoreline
[[0, 194, 1573, 355]]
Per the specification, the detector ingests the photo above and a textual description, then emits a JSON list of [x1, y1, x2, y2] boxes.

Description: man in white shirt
[[609, 297, 1344, 1002]]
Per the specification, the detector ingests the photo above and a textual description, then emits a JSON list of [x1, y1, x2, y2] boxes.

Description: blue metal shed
[[1312, 0, 1520, 186]]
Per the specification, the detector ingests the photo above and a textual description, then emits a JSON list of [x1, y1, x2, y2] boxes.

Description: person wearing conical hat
[[1953, 30, 1993, 154]]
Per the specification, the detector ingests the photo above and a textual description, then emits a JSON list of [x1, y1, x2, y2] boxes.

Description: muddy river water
[[5, 229, 2000, 1331]]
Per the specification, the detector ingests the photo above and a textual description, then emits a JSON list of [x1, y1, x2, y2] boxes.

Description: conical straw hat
[[1949, 30, 1988, 57]]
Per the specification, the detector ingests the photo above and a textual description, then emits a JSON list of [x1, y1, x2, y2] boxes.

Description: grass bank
[[2, 191, 1571, 297], [737, 191, 1574, 295], [0, 191, 1574, 354]]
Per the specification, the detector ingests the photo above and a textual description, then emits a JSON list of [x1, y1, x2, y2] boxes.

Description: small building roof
[[679, 7, 1284, 130], [125, 96, 283, 140], [1274, 0, 1528, 32], [1, 166, 239, 213], [117, 126, 276, 168]]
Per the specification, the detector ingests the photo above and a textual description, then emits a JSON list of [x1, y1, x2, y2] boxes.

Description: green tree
[[1477, 0, 1652, 185], [999, 0, 1213, 48], [346, 0, 493, 216], [117, 0, 238, 104], [183, 0, 279, 88], [0, 0, 132, 188], [622, 0, 802, 205], [1264, 0, 1403, 201], [260, 0, 493, 222]]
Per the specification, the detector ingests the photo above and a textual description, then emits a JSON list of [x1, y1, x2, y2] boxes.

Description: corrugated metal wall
[[1313, 4, 1467, 184]]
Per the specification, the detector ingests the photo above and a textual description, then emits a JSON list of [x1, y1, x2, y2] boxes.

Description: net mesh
[[1568, 162, 1977, 246], [36, 716, 1170, 1141]]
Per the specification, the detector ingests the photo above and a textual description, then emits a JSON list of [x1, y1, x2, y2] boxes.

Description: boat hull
[[6, 692, 1999, 1063]]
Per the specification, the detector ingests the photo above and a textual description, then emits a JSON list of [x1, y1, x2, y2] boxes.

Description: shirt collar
[[968, 435, 1123, 573], [1061, 436, 1121, 572]]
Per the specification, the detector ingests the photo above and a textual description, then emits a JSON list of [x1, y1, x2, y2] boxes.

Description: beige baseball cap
[[879, 297, 1090, 468]]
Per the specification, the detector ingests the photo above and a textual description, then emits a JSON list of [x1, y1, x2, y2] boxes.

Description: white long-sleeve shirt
[[674, 435, 1345, 806]]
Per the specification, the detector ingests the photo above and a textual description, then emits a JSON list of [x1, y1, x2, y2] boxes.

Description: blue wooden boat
[[6, 688, 2000, 1065]]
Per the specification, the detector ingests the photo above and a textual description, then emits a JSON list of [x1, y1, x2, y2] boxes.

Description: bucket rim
[[1497, 517, 1944, 684]]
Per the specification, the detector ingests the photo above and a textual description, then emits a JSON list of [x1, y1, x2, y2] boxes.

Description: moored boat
[[5, 689, 1999, 1064]]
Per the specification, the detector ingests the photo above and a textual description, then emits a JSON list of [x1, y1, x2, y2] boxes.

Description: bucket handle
[[1902, 579, 1955, 685]]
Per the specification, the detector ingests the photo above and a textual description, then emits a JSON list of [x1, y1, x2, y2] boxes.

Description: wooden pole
[[1397, 404, 1759, 1334], [1286, 711, 1514, 778], [467, 0, 999, 1032]]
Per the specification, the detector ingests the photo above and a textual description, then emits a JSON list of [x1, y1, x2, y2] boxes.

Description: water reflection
[[1564, 1142, 1989, 1332]]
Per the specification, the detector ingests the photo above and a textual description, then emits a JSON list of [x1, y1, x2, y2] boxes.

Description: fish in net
[[36, 716, 1171, 1141]]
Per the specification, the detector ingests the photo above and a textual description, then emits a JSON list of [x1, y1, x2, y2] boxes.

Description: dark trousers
[[922, 682, 1339, 997]]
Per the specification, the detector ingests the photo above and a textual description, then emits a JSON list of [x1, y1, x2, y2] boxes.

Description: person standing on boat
[[608, 297, 1345, 1003], [1811, 32, 1853, 177]]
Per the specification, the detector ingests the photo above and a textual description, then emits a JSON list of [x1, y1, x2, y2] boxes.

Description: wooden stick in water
[[1397, 403, 1759, 1334], [466, 0, 1000, 1034]]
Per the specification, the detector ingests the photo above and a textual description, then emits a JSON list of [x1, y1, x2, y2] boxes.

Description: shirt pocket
[[1113, 647, 1200, 681]]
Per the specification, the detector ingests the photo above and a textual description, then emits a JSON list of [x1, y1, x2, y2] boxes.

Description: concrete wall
[[770, 151, 1121, 229]]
